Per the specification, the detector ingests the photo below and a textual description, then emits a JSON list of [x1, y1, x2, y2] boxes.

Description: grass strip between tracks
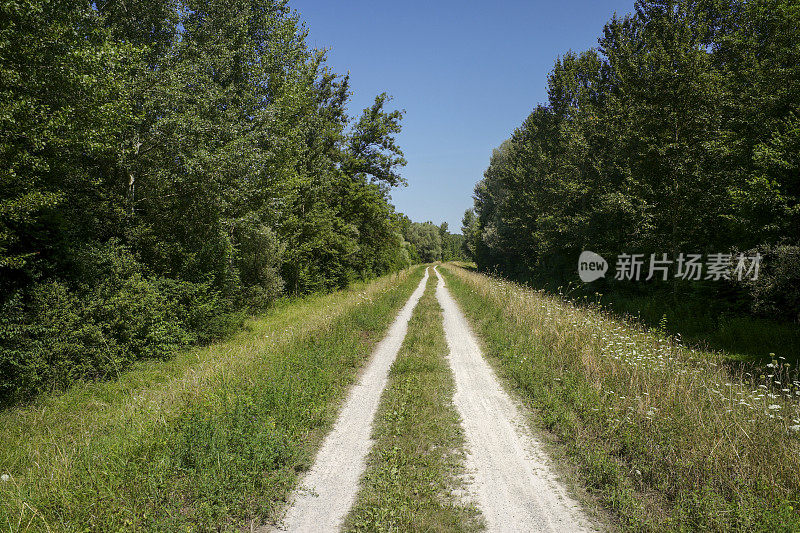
[[345, 269, 482, 532]]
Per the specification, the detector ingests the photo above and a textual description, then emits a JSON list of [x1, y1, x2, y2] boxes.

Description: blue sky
[[291, 0, 636, 233]]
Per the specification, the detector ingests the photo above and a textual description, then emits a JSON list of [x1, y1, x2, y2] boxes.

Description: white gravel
[[434, 266, 595, 532], [273, 268, 429, 532]]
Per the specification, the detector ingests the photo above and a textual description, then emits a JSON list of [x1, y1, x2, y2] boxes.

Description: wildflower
[[768, 404, 782, 410], [789, 425, 800, 432], [1, 474, 8, 482]]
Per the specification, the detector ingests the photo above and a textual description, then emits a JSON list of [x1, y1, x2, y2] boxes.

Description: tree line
[[463, 0, 799, 324], [400, 218, 466, 264], [0, 0, 414, 403]]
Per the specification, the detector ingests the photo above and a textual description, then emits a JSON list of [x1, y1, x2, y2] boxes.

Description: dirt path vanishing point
[[274, 268, 430, 532], [434, 266, 595, 532]]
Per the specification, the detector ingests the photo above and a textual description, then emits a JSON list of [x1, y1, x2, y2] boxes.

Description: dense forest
[[463, 0, 799, 332], [0, 0, 458, 404]]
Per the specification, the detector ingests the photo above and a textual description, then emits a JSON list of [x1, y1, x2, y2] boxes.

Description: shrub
[[0, 240, 241, 405], [739, 245, 800, 323], [232, 220, 285, 310]]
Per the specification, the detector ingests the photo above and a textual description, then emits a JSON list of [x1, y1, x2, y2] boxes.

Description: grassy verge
[[345, 269, 482, 532], [0, 266, 424, 531], [441, 264, 800, 532], [494, 270, 800, 366]]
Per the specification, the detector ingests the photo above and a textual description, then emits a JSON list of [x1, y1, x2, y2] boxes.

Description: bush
[[0, 241, 242, 406], [0, 284, 109, 402], [232, 220, 285, 311], [0, 277, 188, 404], [153, 277, 242, 344], [739, 245, 800, 323]]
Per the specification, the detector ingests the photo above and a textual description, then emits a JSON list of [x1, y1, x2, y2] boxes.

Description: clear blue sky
[[291, 0, 636, 233]]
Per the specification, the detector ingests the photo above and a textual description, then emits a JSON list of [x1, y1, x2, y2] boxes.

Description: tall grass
[[441, 264, 800, 532], [492, 267, 800, 365], [0, 266, 424, 531]]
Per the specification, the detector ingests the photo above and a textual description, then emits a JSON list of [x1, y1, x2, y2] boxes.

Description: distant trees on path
[[399, 218, 466, 264]]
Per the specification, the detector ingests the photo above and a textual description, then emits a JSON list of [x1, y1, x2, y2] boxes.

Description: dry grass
[[442, 264, 800, 531]]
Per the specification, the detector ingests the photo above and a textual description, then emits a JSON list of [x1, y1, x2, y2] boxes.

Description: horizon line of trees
[[462, 0, 799, 323], [400, 218, 466, 264], [0, 0, 415, 404]]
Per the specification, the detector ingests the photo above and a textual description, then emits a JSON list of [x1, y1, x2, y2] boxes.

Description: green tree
[[403, 222, 442, 263]]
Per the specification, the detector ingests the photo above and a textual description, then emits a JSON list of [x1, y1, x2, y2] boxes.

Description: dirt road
[[275, 268, 429, 532], [275, 266, 594, 532], [434, 266, 593, 532]]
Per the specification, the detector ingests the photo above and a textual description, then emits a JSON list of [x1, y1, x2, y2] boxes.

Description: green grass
[[0, 266, 425, 532], [345, 269, 483, 533], [441, 263, 800, 533]]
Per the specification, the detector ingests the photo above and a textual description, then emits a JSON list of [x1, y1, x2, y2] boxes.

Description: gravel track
[[273, 265, 594, 532], [434, 266, 594, 532], [273, 268, 429, 532]]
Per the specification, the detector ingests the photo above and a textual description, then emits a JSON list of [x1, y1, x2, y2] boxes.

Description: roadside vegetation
[[461, 0, 800, 365], [595, 289, 800, 366], [1, 0, 416, 406], [0, 267, 423, 531], [442, 264, 800, 532], [345, 270, 482, 532]]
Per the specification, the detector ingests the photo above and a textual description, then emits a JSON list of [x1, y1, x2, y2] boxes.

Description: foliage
[[740, 245, 800, 323], [0, 0, 412, 402], [466, 0, 800, 323], [0, 241, 241, 403], [400, 218, 466, 263]]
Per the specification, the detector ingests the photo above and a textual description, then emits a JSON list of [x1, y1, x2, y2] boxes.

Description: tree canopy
[[399, 218, 466, 264], [0, 0, 413, 402], [465, 0, 799, 322]]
